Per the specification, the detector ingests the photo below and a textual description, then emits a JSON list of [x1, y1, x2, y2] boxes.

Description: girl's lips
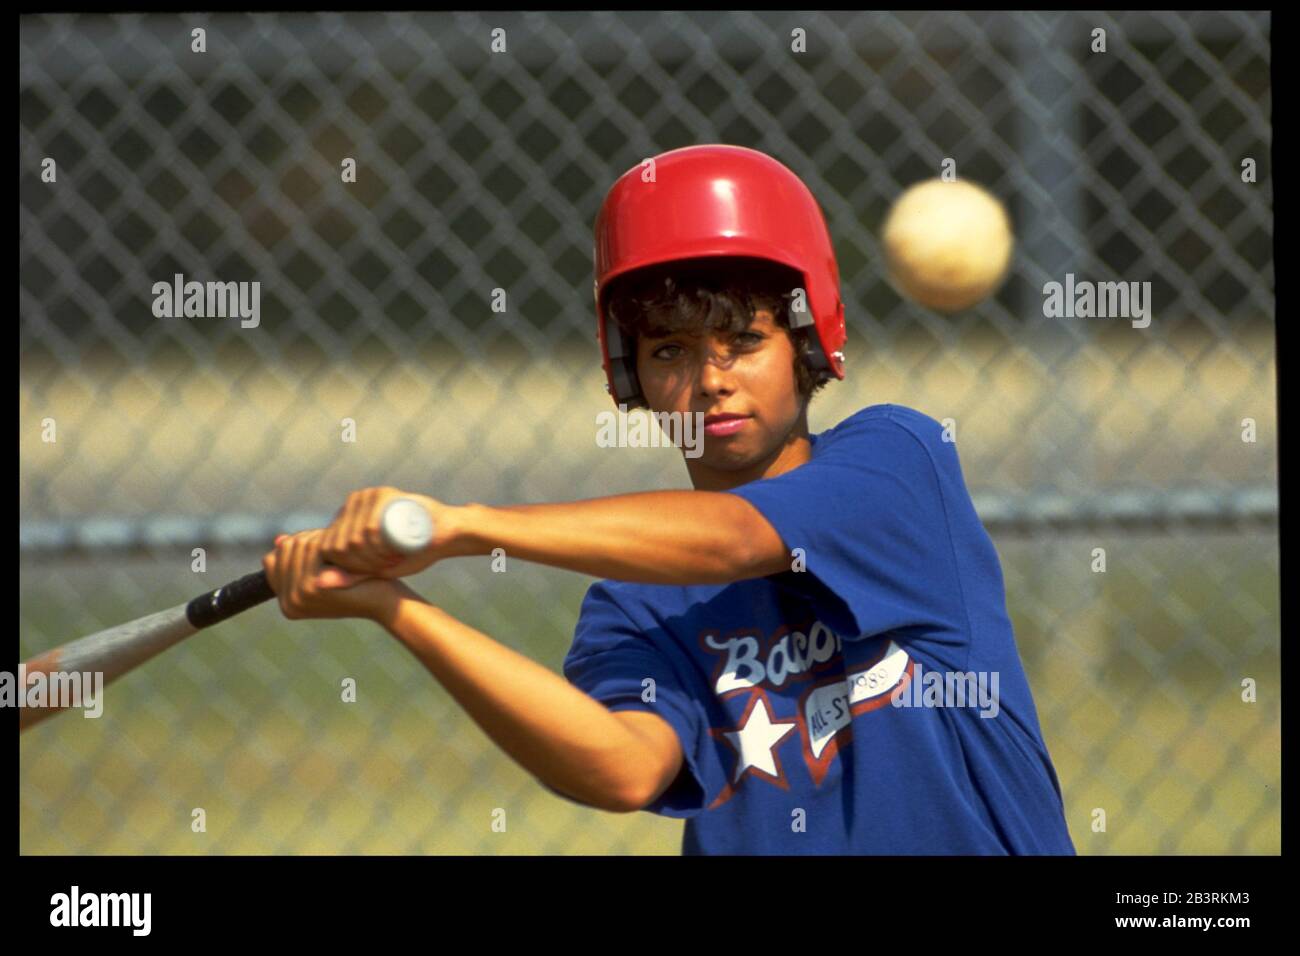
[[703, 415, 750, 437]]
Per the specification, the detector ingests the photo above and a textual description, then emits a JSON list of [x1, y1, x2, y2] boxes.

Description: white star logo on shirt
[[722, 694, 798, 782]]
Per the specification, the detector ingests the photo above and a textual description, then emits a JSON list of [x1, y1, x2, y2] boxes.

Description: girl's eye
[[651, 333, 759, 359]]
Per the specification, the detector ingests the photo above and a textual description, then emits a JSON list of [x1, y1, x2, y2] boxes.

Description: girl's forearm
[[375, 591, 655, 812], [450, 492, 785, 584]]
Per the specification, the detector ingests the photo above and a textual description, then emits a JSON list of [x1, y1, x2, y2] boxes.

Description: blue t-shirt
[[561, 404, 1075, 854]]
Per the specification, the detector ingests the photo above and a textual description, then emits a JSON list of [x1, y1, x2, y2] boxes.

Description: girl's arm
[[451, 491, 789, 584], [374, 585, 684, 813], [317, 487, 791, 586]]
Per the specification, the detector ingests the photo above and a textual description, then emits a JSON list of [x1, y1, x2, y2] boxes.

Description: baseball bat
[[17, 497, 434, 733]]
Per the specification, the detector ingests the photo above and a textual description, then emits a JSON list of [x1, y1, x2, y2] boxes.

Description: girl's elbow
[[604, 771, 658, 813]]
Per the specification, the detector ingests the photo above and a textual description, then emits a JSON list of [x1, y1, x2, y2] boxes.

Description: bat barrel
[[18, 603, 196, 732]]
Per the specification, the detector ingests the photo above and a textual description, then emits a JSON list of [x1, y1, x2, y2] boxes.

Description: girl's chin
[[694, 442, 763, 469]]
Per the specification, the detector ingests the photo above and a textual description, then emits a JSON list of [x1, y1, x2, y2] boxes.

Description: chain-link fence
[[19, 11, 1276, 854]]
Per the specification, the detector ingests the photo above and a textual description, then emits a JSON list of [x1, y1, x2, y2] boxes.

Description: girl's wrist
[[371, 581, 429, 630], [444, 502, 493, 557]]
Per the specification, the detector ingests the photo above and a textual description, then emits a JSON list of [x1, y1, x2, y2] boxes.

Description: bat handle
[[186, 571, 276, 629]]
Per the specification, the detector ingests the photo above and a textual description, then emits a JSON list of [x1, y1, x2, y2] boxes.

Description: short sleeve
[[725, 406, 965, 642], [559, 583, 713, 817]]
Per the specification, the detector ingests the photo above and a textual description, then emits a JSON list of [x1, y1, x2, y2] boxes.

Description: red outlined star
[[705, 689, 797, 810]]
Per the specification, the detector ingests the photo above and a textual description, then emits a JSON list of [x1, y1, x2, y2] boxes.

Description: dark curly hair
[[603, 256, 833, 409]]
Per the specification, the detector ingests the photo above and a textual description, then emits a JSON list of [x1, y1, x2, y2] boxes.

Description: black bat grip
[[185, 571, 277, 629]]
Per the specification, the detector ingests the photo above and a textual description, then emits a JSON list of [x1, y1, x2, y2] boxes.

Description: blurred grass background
[[18, 535, 1280, 854]]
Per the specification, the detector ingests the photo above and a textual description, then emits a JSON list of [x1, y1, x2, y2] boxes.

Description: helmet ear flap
[[601, 312, 645, 407], [782, 277, 840, 380], [790, 321, 832, 385]]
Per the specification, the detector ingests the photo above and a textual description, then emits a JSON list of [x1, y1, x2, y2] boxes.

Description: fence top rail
[[18, 485, 1279, 556]]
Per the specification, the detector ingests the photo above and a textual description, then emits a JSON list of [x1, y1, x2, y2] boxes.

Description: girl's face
[[635, 308, 812, 490]]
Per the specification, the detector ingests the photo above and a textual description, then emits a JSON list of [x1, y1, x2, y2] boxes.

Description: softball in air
[[881, 178, 1014, 312]]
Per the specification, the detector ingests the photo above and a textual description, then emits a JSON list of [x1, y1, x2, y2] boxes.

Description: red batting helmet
[[593, 144, 847, 407]]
